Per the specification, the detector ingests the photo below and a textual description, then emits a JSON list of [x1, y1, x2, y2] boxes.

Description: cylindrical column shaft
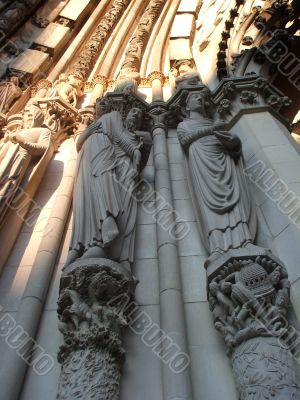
[[151, 82, 192, 400]]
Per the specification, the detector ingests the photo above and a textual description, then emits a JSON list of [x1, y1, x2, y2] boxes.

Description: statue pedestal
[[57, 258, 136, 400]]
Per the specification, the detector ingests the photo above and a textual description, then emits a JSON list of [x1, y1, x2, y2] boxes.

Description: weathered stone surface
[[33, 23, 70, 56], [10, 49, 49, 77], [170, 14, 194, 38], [59, 0, 91, 21], [178, 0, 199, 13]]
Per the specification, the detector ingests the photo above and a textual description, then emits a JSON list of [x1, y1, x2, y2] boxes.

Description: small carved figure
[[49, 74, 83, 107], [0, 76, 22, 114], [0, 103, 53, 226]]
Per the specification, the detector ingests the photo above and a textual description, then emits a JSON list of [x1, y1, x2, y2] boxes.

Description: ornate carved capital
[[148, 71, 165, 84], [57, 258, 136, 400], [207, 250, 300, 399], [92, 75, 108, 90]]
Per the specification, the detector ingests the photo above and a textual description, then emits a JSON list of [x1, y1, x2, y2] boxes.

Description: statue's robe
[[0, 127, 52, 227], [70, 111, 141, 264], [177, 117, 256, 256]]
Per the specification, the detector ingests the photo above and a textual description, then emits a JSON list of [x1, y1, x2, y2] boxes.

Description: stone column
[[149, 71, 164, 102], [88, 75, 108, 106], [150, 102, 192, 400], [57, 258, 136, 400]]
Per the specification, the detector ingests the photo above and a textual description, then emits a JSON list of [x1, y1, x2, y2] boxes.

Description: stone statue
[[177, 90, 257, 263], [49, 74, 83, 107], [0, 103, 53, 227], [66, 108, 144, 270], [0, 76, 22, 114]]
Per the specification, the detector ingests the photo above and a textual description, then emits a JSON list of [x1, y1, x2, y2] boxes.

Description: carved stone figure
[[49, 74, 83, 107], [66, 108, 145, 270], [0, 103, 52, 227], [0, 76, 22, 113], [208, 255, 300, 399], [120, 0, 165, 74], [177, 90, 257, 263], [70, 0, 131, 80], [57, 259, 136, 400]]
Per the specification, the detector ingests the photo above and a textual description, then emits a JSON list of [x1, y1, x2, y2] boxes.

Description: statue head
[[186, 89, 214, 118], [9, 76, 19, 86], [22, 103, 45, 129], [125, 107, 143, 132]]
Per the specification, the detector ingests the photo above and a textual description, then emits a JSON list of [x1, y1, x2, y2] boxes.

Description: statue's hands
[[214, 130, 241, 159]]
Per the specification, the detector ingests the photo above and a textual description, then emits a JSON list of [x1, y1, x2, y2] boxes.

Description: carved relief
[[209, 256, 290, 351], [48, 74, 84, 107], [57, 259, 136, 400], [0, 97, 79, 228], [208, 254, 300, 399], [118, 0, 166, 85], [65, 108, 146, 269], [0, 76, 22, 114], [70, 0, 131, 81]]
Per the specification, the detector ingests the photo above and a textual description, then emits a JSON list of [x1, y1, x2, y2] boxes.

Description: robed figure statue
[[66, 108, 144, 269], [0, 103, 53, 227], [177, 90, 257, 263]]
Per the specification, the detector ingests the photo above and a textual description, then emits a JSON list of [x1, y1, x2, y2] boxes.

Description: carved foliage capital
[[208, 254, 291, 353], [58, 259, 135, 363]]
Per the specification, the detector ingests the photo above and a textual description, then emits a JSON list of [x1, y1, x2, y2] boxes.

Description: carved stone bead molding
[[207, 250, 300, 400], [119, 0, 166, 79], [57, 258, 136, 400], [70, 0, 131, 81]]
